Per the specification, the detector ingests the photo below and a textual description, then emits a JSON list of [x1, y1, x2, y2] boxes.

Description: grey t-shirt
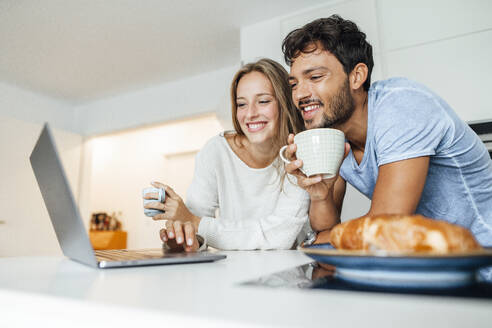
[[340, 77, 492, 246]]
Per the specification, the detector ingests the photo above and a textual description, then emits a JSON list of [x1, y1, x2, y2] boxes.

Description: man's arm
[[309, 156, 429, 232], [309, 175, 346, 231], [368, 156, 429, 215], [314, 156, 429, 244]]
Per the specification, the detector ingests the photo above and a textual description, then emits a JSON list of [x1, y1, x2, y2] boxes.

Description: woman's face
[[236, 71, 279, 146]]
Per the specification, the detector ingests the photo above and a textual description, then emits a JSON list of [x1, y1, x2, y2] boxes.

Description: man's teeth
[[303, 104, 320, 112]]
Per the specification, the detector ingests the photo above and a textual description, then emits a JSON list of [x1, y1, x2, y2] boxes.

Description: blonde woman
[[143, 58, 310, 251]]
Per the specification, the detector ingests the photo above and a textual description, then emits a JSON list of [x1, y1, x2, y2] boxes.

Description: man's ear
[[349, 63, 368, 90]]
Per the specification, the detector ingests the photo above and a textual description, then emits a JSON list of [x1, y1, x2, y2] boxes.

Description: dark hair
[[282, 15, 374, 91]]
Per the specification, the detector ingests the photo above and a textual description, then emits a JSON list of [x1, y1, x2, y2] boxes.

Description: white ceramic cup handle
[[279, 145, 309, 176], [279, 145, 291, 164]]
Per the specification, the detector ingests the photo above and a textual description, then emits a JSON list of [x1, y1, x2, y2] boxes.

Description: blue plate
[[300, 244, 492, 288]]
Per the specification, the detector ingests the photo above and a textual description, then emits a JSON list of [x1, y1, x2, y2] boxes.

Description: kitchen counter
[[0, 250, 491, 327]]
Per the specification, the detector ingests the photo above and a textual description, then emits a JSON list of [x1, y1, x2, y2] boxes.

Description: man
[[282, 15, 492, 247]]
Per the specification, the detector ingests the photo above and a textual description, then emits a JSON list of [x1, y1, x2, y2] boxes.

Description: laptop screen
[[30, 124, 98, 267]]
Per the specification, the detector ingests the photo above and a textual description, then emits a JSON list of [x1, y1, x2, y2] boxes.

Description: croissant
[[329, 214, 482, 253]]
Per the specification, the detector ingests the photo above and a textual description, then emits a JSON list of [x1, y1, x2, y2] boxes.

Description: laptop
[[30, 123, 226, 268]]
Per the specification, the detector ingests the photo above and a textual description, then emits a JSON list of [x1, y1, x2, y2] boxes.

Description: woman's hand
[[143, 181, 201, 230], [160, 220, 199, 252], [284, 134, 350, 201]]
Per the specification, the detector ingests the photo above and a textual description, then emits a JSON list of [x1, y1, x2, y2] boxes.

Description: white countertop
[[0, 250, 491, 327]]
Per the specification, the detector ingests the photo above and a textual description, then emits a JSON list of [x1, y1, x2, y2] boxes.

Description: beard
[[314, 78, 355, 129]]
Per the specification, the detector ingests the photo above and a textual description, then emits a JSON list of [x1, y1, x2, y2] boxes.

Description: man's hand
[[284, 133, 351, 201]]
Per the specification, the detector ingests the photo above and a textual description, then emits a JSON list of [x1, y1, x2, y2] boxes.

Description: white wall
[[0, 116, 83, 257], [84, 115, 223, 249], [0, 82, 84, 257], [0, 82, 76, 132], [241, 17, 284, 66], [379, 0, 492, 122], [73, 65, 238, 136], [0, 62, 238, 138], [240, 0, 492, 220]]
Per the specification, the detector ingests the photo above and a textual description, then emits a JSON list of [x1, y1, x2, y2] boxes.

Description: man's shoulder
[[370, 77, 429, 96], [369, 77, 440, 117]]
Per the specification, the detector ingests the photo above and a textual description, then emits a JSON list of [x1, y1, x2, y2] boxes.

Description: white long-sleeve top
[[186, 132, 311, 250]]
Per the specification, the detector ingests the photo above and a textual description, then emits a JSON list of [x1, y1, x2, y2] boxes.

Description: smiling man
[[282, 15, 492, 248]]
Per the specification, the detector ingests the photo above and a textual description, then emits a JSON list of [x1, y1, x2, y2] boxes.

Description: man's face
[[289, 45, 355, 130]]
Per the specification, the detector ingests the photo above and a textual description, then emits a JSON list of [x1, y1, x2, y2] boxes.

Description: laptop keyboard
[[95, 248, 166, 262]]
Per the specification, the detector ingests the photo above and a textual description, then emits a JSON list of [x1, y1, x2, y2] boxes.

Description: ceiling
[[0, 0, 328, 103]]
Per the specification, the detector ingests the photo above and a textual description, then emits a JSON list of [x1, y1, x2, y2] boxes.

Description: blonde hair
[[230, 58, 304, 152]]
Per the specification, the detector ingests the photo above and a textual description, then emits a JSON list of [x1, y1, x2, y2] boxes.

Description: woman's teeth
[[247, 122, 266, 131]]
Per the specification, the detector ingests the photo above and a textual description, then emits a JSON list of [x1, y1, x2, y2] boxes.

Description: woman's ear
[[349, 63, 368, 90]]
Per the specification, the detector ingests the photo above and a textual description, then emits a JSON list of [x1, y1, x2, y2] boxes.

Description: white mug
[[142, 187, 166, 217], [279, 128, 345, 179]]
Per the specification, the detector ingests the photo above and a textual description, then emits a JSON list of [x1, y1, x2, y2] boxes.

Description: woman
[[143, 58, 309, 251]]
